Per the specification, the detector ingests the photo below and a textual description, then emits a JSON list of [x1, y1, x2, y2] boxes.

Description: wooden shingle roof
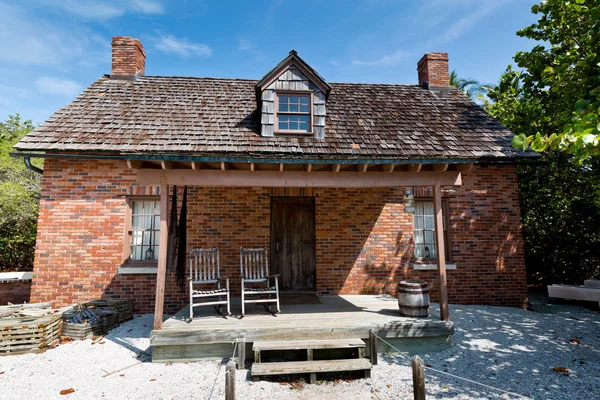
[[15, 75, 532, 160]]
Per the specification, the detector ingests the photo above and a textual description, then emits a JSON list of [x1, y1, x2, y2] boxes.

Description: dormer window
[[256, 50, 330, 138], [276, 93, 312, 133]]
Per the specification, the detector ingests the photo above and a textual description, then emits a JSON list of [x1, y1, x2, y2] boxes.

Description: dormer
[[256, 50, 331, 139]]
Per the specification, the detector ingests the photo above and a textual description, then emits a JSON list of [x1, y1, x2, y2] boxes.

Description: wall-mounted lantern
[[403, 188, 415, 214]]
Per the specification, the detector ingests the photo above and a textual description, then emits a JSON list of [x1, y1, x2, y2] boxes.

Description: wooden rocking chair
[[189, 247, 231, 319], [240, 247, 280, 317]]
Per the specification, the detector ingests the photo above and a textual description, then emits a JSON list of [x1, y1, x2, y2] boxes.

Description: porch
[[129, 158, 470, 330], [150, 294, 454, 363]]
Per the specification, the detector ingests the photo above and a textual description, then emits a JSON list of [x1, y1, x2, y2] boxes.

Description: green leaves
[[531, 133, 549, 152], [0, 114, 38, 271], [494, 0, 600, 292], [582, 134, 597, 144], [515, 154, 600, 287], [503, 0, 600, 163], [512, 133, 527, 150], [449, 69, 491, 100]]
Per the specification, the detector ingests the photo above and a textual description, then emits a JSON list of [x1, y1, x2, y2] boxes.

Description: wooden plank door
[[271, 197, 316, 291]]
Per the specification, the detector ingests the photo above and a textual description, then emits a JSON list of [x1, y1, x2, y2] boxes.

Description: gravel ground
[[0, 298, 598, 400]]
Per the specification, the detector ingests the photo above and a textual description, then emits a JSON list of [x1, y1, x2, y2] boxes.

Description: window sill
[[117, 266, 158, 274], [412, 263, 457, 271], [274, 131, 314, 137]]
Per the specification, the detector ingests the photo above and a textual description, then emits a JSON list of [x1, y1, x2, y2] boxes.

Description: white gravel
[[0, 298, 598, 400]]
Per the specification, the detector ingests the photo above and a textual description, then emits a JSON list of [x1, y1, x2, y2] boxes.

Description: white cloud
[[35, 77, 82, 97], [0, 4, 87, 66], [237, 38, 264, 60], [416, 0, 513, 45], [42, 0, 125, 19], [440, 2, 504, 43], [33, 0, 164, 19], [0, 84, 29, 106], [237, 38, 254, 53], [352, 49, 409, 67], [362, 0, 395, 8], [154, 35, 212, 58], [0, 85, 29, 98], [130, 0, 164, 15]]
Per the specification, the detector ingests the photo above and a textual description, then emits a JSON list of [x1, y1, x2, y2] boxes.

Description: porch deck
[[150, 295, 454, 363]]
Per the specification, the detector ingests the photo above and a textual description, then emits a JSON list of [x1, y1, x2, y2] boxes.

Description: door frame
[[270, 196, 316, 292]]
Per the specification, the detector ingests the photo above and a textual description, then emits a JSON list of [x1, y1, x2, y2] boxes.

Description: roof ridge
[[329, 82, 422, 87], [137, 75, 258, 81], [109, 75, 432, 87]]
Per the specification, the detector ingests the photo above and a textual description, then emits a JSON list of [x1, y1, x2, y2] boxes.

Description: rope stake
[[373, 333, 527, 399]]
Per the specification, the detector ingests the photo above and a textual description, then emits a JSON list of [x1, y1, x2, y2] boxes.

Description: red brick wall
[[31, 159, 527, 313], [186, 186, 271, 295], [316, 166, 527, 307], [0, 280, 32, 305]]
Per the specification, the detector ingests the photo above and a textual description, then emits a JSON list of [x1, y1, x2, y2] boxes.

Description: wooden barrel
[[397, 281, 430, 317]]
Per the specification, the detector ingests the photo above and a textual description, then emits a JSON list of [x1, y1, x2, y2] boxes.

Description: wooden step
[[251, 358, 372, 377], [253, 338, 365, 352]]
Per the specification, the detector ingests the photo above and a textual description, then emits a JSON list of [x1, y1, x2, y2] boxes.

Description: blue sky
[[0, 0, 539, 124]]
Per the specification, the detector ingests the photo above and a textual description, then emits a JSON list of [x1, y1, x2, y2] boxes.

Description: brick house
[[14, 37, 534, 324]]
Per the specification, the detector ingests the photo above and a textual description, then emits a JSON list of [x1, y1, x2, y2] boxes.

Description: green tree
[[449, 69, 490, 100], [484, 0, 600, 286], [509, 0, 600, 162], [517, 154, 600, 286], [0, 114, 40, 271]]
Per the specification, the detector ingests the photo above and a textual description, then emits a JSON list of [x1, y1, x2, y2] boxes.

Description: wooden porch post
[[433, 180, 449, 321], [153, 178, 169, 330]]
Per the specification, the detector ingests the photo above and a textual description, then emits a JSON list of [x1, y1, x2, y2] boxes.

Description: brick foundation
[[0, 280, 32, 305], [30, 159, 527, 313]]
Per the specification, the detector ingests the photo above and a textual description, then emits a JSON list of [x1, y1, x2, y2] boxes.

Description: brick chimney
[[111, 36, 145, 79], [417, 52, 449, 87]]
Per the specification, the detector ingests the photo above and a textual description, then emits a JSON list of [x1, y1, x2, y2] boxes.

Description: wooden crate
[[62, 307, 119, 340], [101, 308, 120, 332], [83, 298, 134, 323], [0, 313, 62, 356], [62, 319, 103, 340]]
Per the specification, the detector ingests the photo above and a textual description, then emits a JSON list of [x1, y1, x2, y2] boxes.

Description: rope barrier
[[207, 362, 223, 400], [168, 376, 215, 400], [373, 333, 527, 399], [207, 333, 241, 400], [420, 366, 526, 399], [231, 337, 239, 360]]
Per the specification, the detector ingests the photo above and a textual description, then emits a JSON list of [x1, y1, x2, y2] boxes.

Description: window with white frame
[[413, 200, 451, 261], [276, 93, 311, 133], [126, 198, 160, 262]]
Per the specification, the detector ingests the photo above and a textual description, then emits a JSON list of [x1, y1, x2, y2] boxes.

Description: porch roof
[[15, 75, 536, 161]]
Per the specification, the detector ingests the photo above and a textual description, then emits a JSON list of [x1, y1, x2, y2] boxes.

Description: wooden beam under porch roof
[[137, 169, 463, 187]]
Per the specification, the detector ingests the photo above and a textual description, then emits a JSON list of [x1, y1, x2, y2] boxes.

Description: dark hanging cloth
[[176, 186, 188, 289], [166, 185, 178, 272]]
